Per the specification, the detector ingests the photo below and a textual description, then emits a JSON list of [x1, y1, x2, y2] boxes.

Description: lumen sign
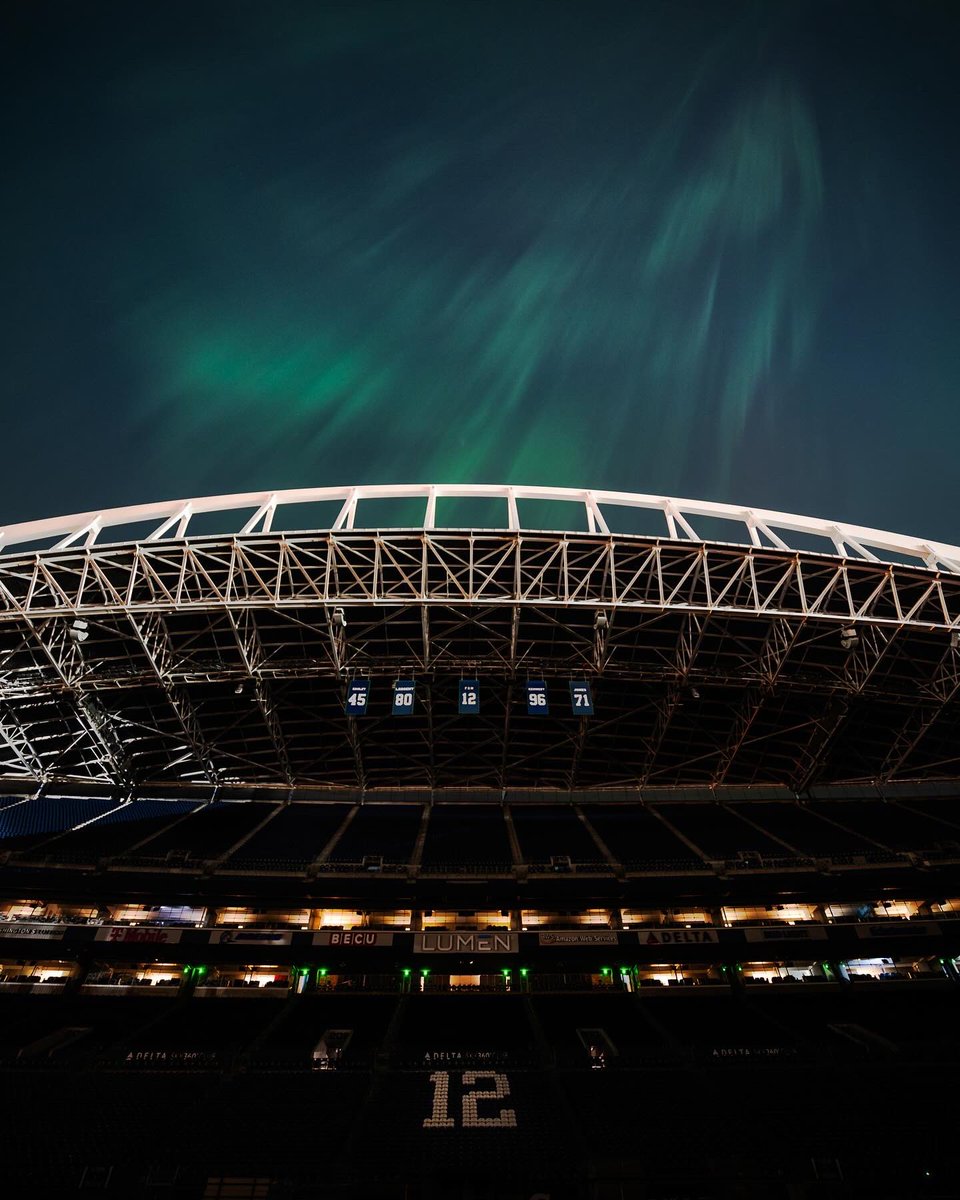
[[414, 933, 518, 954]]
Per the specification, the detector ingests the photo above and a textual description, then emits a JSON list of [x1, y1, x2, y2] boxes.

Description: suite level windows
[[0, 961, 77, 987]]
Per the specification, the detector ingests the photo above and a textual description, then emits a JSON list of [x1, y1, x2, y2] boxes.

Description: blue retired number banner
[[345, 680, 370, 716], [458, 680, 480, 714], [526, 681, 549, 715], [569, 680, 594, 715], [393, 680, 416, 715]]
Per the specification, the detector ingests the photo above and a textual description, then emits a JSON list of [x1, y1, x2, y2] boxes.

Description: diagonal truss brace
[[790, 625, 897, 792], [126, 611, 220, 786], [711, 617, 799, 786], [224, 607, 294, 787], [23, 617, 132, 785], [0, 701, 48, 779], [638, 613, 708, 785], [879, 643, 960, 782]]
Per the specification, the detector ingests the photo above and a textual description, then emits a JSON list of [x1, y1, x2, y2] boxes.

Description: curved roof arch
[[1, 486, 959, 793], [3, 483, 960, 574]]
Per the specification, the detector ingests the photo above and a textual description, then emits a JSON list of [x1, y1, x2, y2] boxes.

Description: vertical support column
[[503, 804, 524, 867], [409, 801, 431, 878]]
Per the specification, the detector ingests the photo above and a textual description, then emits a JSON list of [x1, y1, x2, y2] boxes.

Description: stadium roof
[[2, 484, 960, 793]]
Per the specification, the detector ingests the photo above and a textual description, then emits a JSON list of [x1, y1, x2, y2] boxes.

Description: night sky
[[4, 1, 959, 541]]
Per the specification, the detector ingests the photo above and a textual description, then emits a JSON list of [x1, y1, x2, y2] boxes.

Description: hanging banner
[[526, 681, 549, 715], [392, 680, 416, 716], [458, 680, 480, 715], [345, 680, 370, 716], [569, 681, 594, 715]]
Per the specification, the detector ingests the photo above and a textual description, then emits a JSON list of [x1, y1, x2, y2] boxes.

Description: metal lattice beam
[[0, 534, 958, 630], [224, 608, 294, 787], [126, 612, 220, 786]]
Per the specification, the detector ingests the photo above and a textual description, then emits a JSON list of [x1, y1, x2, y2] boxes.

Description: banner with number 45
[[345, 680, 369, 716]]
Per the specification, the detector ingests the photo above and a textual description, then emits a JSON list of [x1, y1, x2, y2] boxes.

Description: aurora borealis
[[4, 2, 959, 540]]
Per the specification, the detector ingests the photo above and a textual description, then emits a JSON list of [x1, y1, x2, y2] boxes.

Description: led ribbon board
[[458, 679, 480, 714], [345, 680, 370, 716], [569, 680, 594, 715], [526, 680, 549, 715], [392, 679, 416, 715]]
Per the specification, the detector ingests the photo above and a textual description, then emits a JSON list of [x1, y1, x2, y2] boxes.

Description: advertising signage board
[[414, 933, 518, 954], [314, 931, 395, 947]]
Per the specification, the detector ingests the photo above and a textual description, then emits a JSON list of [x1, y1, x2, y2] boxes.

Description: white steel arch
[[2, 484, 959, 575]]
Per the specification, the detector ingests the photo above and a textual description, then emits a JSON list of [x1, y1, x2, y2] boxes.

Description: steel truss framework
[[1, 492, 960, 792]]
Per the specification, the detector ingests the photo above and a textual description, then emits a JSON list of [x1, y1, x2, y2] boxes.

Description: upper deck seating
[[224, 802, 351, 868], [421, 804, 513, 868], [19, 799, 201, 861], [328, 802, 421, 863], [810, 799, 960, 853], [583, 804, 702, 869], [659, 802, 790, 859], [0, 794, 121, 851], [727, 801, 873, 855], [117, 801, 274, 862], [510, 805, 604, 865]]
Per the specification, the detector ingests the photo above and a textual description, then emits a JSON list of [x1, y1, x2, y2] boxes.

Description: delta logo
[[642, 929, 719, 945]]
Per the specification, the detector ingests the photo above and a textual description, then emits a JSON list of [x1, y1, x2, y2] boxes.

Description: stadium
[[0, 483, 958, 1200]]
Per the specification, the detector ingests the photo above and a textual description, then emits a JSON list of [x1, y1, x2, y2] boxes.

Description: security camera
[[594, 612, 608, 631], [68, 619, 89, 644], [332, 607, 347, 629], [840, 626, 858, 651]]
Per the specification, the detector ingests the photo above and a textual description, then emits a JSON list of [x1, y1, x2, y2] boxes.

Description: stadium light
[[840, 626, 859, 651], [68, 618, 89, 644]]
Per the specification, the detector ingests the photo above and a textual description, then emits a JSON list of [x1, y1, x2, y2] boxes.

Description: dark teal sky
[[4, 1, 959, 540]]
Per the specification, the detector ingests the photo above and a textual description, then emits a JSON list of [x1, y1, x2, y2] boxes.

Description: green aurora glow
[[4, 2, 959, 538]]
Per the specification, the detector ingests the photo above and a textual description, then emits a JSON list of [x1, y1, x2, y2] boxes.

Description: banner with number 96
[[526, 681, 549, 715]]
